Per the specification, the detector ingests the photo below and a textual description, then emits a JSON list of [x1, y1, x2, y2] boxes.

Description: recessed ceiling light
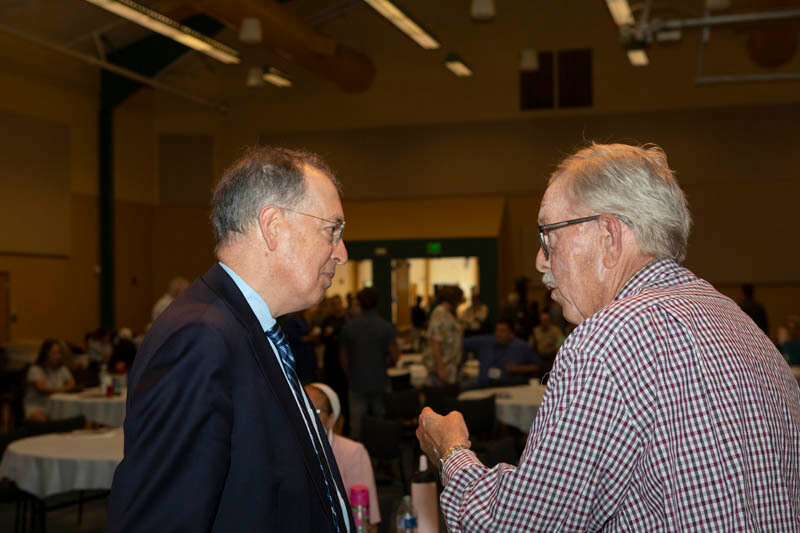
[[627, 48, 649, 66], [263, 66, 292, 87], [445, 53, 473, 77]]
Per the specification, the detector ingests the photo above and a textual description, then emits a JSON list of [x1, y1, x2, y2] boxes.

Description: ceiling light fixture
[[605, 0, 635, 26], [83, 0, 240, 64], [246, 66, 265, 87], [470, 0, 495, 22], [239, 17, 262, 44], [444, 53, 472, 77], [626, 47, 649, 66], [362, 0, 440, 50], [519, 48, 539, 71], [263, 66, 292, 87]]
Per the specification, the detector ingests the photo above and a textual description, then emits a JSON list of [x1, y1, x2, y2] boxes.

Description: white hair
[[552, 143, 692, 263]]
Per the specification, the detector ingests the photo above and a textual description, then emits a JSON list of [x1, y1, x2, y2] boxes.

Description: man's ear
[[257, 206, 282, 251], [599, 214, 624, 268]]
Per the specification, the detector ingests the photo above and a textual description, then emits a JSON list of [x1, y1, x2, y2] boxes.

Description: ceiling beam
[[190, 0, 375, 92]]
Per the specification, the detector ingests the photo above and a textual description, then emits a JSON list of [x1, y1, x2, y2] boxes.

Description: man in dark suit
[[106, 147, 354, 532]]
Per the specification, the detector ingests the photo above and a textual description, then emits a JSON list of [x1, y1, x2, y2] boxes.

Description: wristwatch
[[438, 444, 470, 471]]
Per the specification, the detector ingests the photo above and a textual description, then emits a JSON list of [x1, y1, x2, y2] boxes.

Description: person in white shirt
[[24, 338, 75, 421], [151, 277, 189, 322]]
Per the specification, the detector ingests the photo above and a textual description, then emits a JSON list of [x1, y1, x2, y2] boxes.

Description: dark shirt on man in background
[[739, 283, 769, 335], [341, 310, 395, 394], [341, 307, 397, 440]]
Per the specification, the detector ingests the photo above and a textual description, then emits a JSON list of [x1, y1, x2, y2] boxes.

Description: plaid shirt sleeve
[[441, 350, 642, 532]]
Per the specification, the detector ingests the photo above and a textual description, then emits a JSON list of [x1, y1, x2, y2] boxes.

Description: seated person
[[463, 320, 540, 387], [780, 315, 800, 365], [305, 383, 380, 533], [24, 338, 76, 421], [529, 311, 564, 375]]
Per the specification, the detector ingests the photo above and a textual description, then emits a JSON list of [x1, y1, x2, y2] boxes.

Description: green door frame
[[344, 238, 499, 324]]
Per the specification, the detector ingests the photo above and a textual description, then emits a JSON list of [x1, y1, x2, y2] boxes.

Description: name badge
[[487, 367, 502, 380]]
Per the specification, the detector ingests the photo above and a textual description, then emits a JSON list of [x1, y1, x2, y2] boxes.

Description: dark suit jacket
[[106, 264, 355, 532]]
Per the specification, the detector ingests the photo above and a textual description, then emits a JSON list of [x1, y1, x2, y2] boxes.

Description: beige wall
[[2, 46, 799, 343], [0, 60, 162, 342], [151, 206, 216, 312], [0, 51, 99, 345], [0, 194, 99, 346]]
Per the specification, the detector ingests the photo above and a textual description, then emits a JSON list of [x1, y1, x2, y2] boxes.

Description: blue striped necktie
[[265, 323, 342, 532]]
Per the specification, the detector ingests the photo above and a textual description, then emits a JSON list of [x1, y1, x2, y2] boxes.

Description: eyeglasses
[[280, 207, 345, 246], [538, 215, 601, 261], [538, 214, 631, 260]]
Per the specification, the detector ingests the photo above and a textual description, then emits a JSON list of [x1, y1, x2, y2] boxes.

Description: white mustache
[[542, 272, 557, 289]]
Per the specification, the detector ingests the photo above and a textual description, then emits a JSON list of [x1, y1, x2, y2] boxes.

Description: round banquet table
[[396, 353, 424, 367], [0, 428, 124, 498], [48, 388, 126, 427], [387, 364, 429, 388], [458, 384, 547, 433]]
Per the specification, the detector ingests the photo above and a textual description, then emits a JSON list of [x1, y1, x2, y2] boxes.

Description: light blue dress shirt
[[219, 262, 275, 332]]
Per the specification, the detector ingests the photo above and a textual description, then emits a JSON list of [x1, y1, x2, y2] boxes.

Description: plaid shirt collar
[[613, 257, 693, 303]]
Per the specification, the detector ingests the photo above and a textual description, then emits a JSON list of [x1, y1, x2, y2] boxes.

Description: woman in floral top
[[424, 286, 465, 385]]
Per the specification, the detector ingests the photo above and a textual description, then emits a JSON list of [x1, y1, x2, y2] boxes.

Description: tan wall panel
[[115, 201, 154, 333], [0, 60, 97, 196], [0, 194, 98, 345], [115, 99, 157, 205], [151, 207, 216, 304], [259, 103, 799, 202], [158, 134, 214, 207], [0, 110, 70, 256]]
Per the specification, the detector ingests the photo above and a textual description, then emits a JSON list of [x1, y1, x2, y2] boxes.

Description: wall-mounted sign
[[427, 241, 442, 255]]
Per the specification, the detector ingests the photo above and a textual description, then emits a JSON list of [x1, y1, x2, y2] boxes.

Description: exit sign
[[427, 242, 442, 255]]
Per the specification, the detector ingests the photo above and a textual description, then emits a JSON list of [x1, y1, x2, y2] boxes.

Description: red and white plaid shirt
[[442, 259, 800, 531]]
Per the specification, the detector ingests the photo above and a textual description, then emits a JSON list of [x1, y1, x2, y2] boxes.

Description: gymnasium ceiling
[[0, 0, 798, 129]]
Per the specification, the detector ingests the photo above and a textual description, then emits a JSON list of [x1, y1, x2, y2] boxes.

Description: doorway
[[390, 257, 479, 329], [0, 271, 8, 344], [332, 237, 499, 328]]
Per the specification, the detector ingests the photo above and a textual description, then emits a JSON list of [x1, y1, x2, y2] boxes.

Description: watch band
[[439, 444, 470, 470]]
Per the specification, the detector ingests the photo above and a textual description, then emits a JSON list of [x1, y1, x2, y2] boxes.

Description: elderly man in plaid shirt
[[417, 143, 800, 532]]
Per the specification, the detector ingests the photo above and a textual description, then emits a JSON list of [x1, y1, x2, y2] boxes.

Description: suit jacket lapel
[[200, 264, 346, 531]]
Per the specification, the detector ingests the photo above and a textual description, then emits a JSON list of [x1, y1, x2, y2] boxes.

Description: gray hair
[[552, 143, 692, 263], [211, 146, 340, 250]]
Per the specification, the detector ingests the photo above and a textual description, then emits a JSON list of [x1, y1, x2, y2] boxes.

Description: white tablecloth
[[396, 353, 424, 367], [387, 364, 429, 388], [0, 428, 124, 498], [459, 384, 547, 432], [48, 388, 127, 427]]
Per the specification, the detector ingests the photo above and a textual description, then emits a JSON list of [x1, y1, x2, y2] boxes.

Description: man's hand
[[416, 407, 470, 466]]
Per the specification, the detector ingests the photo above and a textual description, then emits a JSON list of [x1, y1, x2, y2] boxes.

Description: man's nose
[[535, 246, 549, 273], [332, 239, 348, 265]]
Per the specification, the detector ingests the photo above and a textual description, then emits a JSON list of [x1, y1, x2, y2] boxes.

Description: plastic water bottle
[[99, 364, 113, 396], [396, 494, 418, 533], [350, 485, 369, 533], [411, 455, 439, 533]]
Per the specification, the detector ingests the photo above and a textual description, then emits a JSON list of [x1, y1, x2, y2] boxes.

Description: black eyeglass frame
[[538, 215, 602, 261], [538, 214, 633, 260]]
